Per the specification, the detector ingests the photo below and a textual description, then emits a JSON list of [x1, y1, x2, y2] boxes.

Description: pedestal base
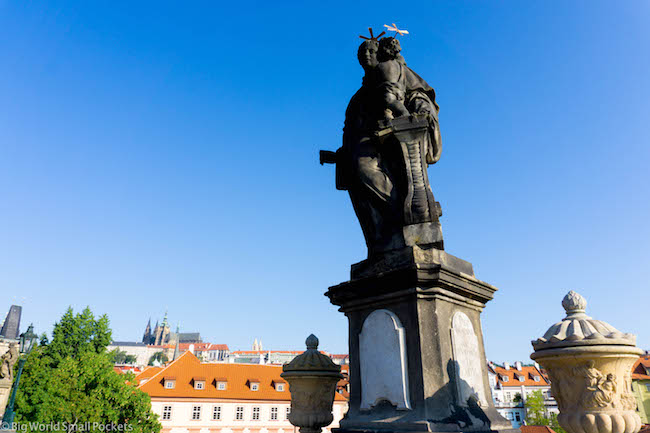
[[326, 245, 514, 433]]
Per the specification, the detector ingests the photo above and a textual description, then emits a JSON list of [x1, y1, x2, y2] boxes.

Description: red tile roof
[[521, 426, 556, 433], [632, 356, 650, 380], [138, 351, 346, 401], [492, 364, 550, 387]]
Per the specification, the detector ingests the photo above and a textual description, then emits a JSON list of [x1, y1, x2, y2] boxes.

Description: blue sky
[[1, 1, 648, 363]]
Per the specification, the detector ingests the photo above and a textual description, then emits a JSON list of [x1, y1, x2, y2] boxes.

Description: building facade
[[631, 355, 650, 423], [137, 351, 348, 433], [488, 361, 557, 428]]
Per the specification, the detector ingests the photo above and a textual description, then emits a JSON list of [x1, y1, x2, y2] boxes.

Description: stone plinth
[[0, 382, 11, 418], [326, 245, 515, 433]]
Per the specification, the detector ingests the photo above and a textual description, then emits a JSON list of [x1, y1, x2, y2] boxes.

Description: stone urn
[[531, 291, 643, 433], [281, 335, 343, 433]]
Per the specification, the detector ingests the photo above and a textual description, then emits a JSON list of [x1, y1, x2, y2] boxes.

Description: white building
[[487, 361, 558, 428], [137, 351, 348, 433]]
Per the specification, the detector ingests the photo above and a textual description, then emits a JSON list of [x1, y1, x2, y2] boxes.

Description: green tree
[[524, 390, 566, 433], [14, 307, 161, 433], [110, 349, 137, 365], [148, 351, 168, 366], [525, 390, 547, 425]]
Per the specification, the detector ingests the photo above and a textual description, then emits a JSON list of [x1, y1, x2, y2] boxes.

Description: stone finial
[[306, 334, 319, 350], [562, 290, 587, 317], [532, 290, 636, 350]]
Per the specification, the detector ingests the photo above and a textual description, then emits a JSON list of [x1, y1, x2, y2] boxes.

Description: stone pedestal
[[0, 382, 10, 418], [326, 245, 515, 433]]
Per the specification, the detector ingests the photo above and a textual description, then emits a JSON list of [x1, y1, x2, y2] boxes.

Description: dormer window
[[501, 375, 509, 382], [164, 377, 176, 389], [214, 378, 227, 390], [272, 380, 286, 392], [517, 375, 525, 382], [534, 375, 541, 382], [193, 377, 206, 390], [248, 379, 260, 391]]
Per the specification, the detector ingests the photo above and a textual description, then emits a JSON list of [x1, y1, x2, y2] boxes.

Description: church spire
[[173, 323, 181, 360]]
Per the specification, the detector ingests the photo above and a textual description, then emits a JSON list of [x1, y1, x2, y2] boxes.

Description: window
[[162, 406, 172, 421], [165, 380, 175, 389], [502, 376, 509, 382], [217, 382, 227, 390], [276, 384, 285, 392], [251, 383, 259, 391], [270, 407, 278, 421], [195, 381, 205, 390], [517, 375, 525, 382], [505, 392, 512, 401], [534, 375, 541, 382], [515, 413, 521, 422], [252, 407, 260, 420], [506, 413, 514, 421], [236, 406, 244, 421], [192, 406, 202, 421], [212, 406, 221, 421], [286, 407, 291, 420]]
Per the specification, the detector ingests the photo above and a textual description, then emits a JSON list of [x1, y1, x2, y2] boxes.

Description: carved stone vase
[[531, 291, 643, 433], [281, 335, 344, 433]]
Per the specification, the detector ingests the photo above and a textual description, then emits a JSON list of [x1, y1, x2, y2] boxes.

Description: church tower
[[142, 318, 152, 344]]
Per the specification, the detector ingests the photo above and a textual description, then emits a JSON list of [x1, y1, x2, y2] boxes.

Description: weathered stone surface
[[0, 343, 19, 418], [351, 244, 474, 281], [282, 335, 343, 433], [531, 292, 644, 433], [359, 309, 410, 410], [320, 36, 444, 257], [451, 312, 489, 407], [327, 260, 513, 433]]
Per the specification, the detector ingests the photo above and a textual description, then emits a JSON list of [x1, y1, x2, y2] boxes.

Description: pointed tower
[[252, 338, 259, 351], [160, 311, 171, 345], [142, 318, 152, 344], [173, 323, 180, 361]]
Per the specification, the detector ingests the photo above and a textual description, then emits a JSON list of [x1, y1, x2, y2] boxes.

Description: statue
[[0, 344, 18, 385], [321, 30, 443, 257]]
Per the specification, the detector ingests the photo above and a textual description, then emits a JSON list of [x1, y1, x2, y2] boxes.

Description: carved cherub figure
[[376, 37, 410, 120]]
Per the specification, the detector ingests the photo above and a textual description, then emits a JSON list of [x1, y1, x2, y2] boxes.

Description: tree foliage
[[110, 349, 137, 365], [524, 390, 546, 425], [524, 390, 566, 433], [14, 307, 161, 433], [148, 352, 168, 366]]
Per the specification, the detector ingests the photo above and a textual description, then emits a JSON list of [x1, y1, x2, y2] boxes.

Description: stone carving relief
[[450, 312, 488, 406], [547, 361, 637, 412], [359, 309, 411, 410]]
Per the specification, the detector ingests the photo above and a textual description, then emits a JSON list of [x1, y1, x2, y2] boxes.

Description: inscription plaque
[[450, 311, 488, 406]]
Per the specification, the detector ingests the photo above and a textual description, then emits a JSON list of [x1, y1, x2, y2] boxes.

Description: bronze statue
[[321, 32, 443, 257]]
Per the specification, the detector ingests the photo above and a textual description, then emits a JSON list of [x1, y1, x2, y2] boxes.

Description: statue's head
[[378, 37, 402, 61], [357, 39, 379, 71]]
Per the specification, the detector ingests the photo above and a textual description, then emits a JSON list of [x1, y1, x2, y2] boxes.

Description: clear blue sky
[[1, 1, 648, 363]]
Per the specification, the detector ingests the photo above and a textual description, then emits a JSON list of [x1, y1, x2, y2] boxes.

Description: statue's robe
[[339, 66, 443, 253]]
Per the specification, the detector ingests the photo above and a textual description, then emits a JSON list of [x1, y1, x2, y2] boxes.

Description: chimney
[[504, 362, 510, 370], [189, 344, 195, 354], [515, 361, 522, 371], [533, 362, 540, 370]]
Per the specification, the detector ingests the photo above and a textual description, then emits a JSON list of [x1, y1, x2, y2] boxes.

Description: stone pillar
[[326, 245, 515, 433]]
